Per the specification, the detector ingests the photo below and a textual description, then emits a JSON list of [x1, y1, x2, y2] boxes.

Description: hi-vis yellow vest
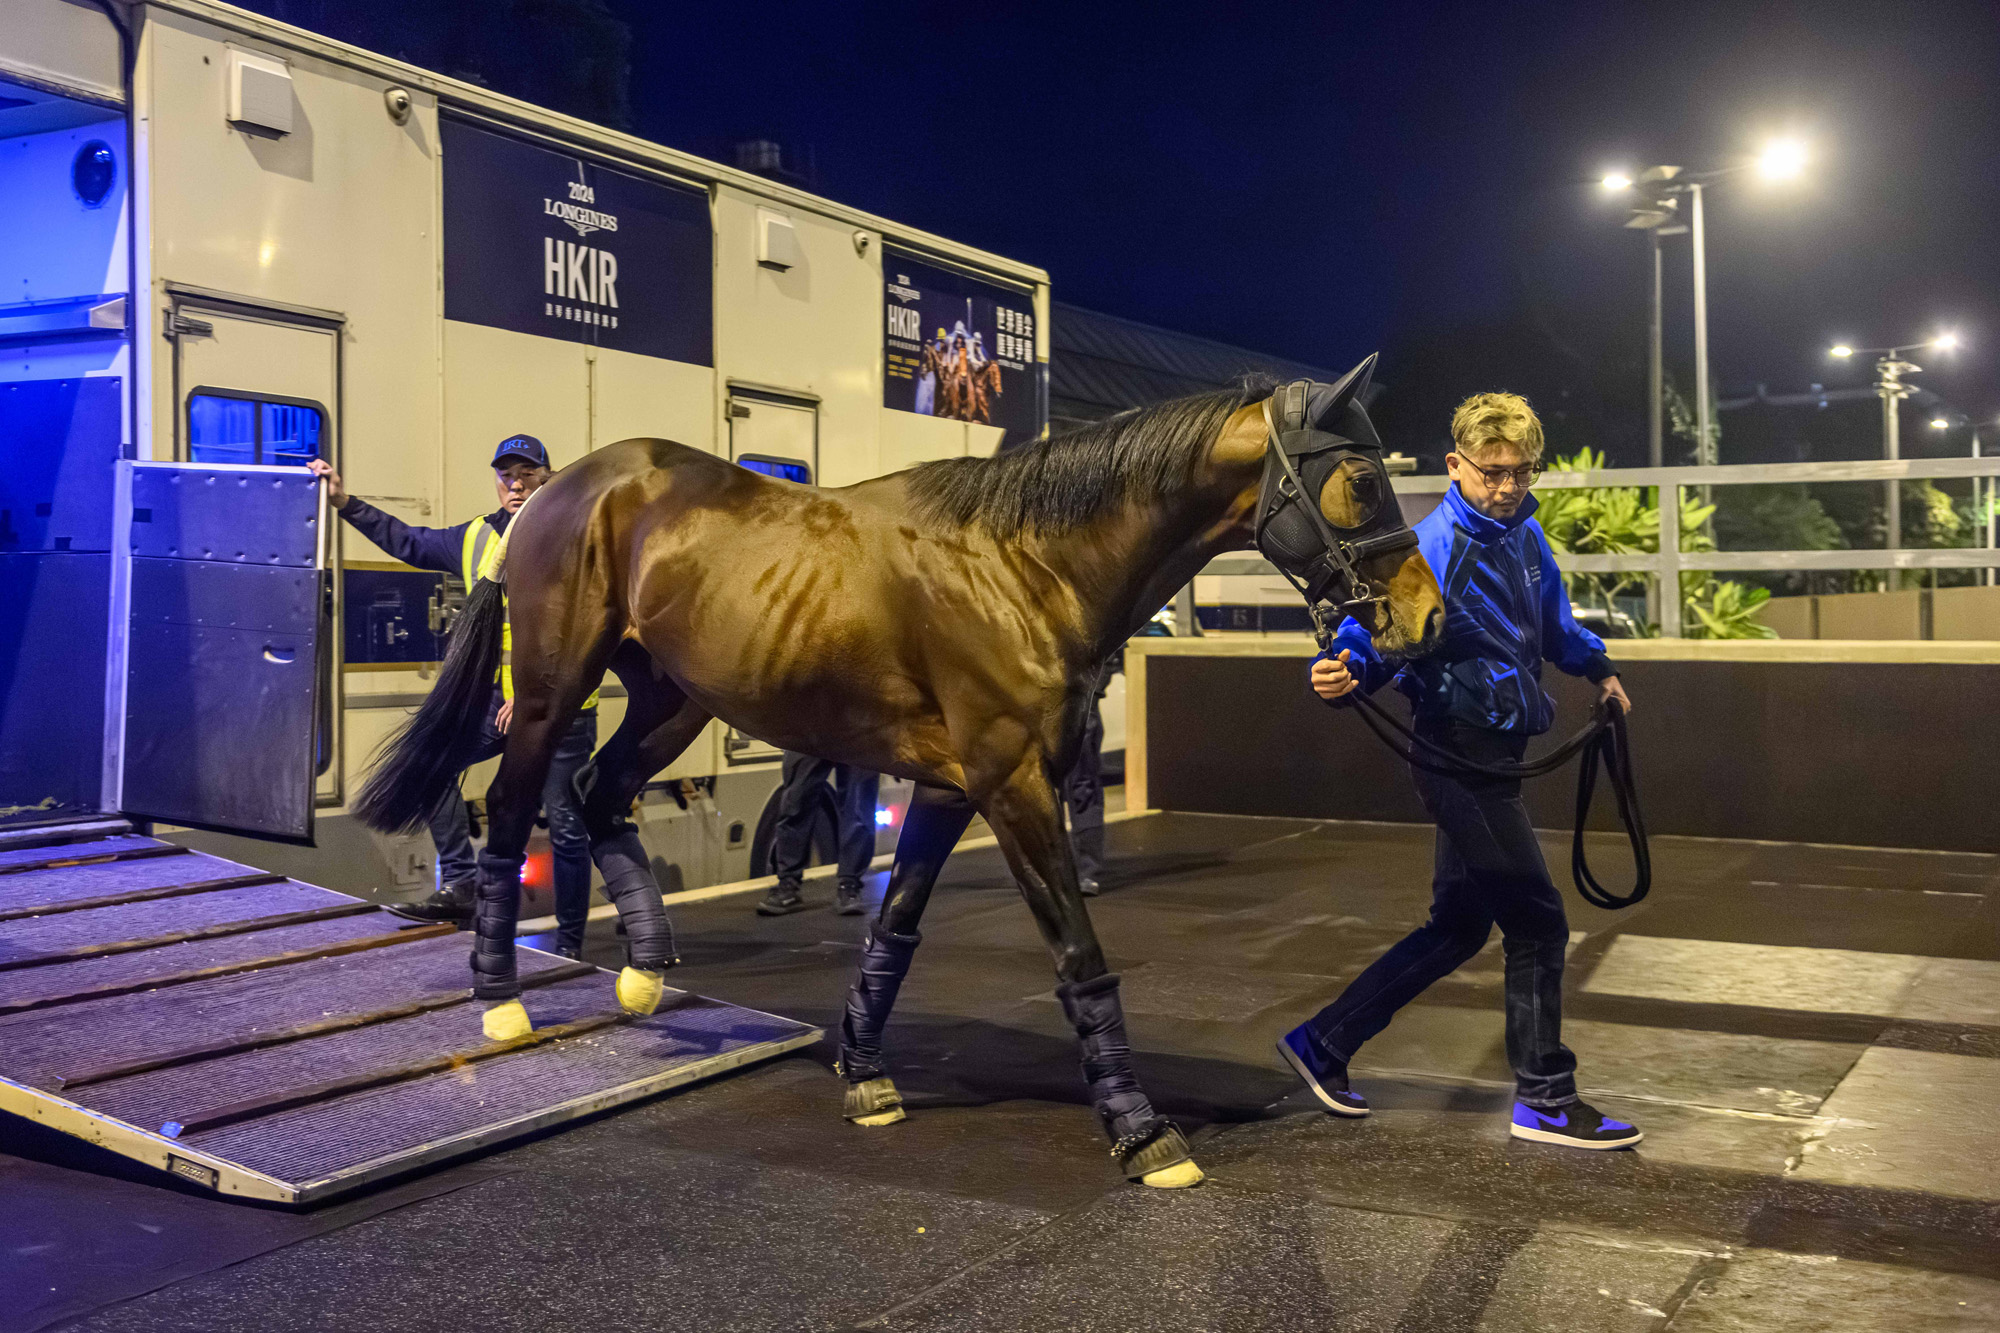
[[462, 518, 598, 709]]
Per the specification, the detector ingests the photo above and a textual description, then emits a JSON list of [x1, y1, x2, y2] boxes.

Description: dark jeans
[[1063, 688, 1107, 883], [1296, 722, 1578, 1108], [431, 695, 599, 954], [772, 752, 881, 884]]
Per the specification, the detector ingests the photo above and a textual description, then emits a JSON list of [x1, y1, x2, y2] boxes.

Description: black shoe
[[389, 881, 475, 925], [1509, 1100, 1643, 1150], [834, 877, 865, 915], [756, 882, 807, 916], [1079, 876, 1102, 897]]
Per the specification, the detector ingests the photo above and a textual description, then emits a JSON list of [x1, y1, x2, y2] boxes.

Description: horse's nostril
[[1423, 606, 1443, 645]]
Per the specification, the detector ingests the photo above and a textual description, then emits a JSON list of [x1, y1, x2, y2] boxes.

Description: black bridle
[[1251, 376, 1420, 630]]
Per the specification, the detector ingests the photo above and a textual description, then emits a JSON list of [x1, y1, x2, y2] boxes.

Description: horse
[[355, 356, 1444, 1188], [971, 357, 1003, 424]]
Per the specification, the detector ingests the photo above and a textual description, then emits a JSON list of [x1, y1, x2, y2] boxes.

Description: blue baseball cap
[[492, 434, 549, 469]]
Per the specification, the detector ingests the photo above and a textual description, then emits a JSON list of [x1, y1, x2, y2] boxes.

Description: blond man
[[1277, 393, 1641, 1149]]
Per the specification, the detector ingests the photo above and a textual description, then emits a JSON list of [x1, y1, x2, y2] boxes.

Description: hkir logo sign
[[542, 172, 620, 329]]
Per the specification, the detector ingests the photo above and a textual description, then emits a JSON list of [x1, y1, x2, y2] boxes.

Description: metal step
[[0, 836, 819, 1203]]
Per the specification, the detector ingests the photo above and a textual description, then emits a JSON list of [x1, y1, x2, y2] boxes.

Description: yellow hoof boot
[[1120, 1123, 1202, 1188], [482, 1000, 532, 1041], [842, 1076, 906, 1127], [616, 966, 666, 1016], [854, 1108, 907, 1127], [1140, 1160, 1205, 1189]]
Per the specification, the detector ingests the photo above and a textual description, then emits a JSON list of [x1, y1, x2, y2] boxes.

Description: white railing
[[1206, 458, 2000, 637]]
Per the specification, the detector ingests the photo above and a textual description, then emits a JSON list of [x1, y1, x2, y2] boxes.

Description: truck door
[[723, 387, 818, 766], [165, 295, 344, 809], [114, 462, 329, 840]]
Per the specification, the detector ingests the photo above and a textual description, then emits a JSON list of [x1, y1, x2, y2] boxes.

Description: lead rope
[[1312, 617, 1651, 909]]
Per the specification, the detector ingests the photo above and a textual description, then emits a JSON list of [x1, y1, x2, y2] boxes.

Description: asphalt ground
[[13, 809, 2000, 1332]]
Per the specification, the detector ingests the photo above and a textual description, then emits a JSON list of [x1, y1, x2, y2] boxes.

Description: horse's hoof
[[1117, 1122, 1199, 1185], [615, 966, 666, 1016], [843, 1076, 905, 1126], [482, 1000, 532, 1041], [1140, 1160, 1205, 1189]]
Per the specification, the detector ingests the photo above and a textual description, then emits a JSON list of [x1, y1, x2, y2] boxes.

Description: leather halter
[[1251, 379, 1420, 634]]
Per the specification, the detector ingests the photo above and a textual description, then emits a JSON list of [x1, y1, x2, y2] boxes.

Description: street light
[[1826, 334, 1966, 558], [1602, 139, 1810, 467]]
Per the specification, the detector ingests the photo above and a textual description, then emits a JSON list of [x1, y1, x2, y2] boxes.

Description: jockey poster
[[883, 249, 1044, 448], [440, 113, 713, 367]]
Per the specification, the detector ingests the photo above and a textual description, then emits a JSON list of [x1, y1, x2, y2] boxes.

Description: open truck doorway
[[0, 2, 131, 831]]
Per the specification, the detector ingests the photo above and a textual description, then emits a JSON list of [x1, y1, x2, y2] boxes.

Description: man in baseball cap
[[309, 433, 600, 956]]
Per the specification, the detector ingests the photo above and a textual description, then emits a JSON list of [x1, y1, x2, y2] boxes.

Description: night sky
[[611, 0, 1999, 459]]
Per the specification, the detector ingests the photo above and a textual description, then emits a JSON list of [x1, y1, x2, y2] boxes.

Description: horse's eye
[[1349, 470, 1380, 508]]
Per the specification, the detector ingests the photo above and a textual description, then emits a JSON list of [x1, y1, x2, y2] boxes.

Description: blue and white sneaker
[[1509, 1100, 1642, 1149], [1276, 1027, 1370, 1117]]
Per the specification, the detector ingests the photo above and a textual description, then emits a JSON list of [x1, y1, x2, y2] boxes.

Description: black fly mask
[[1252, 357, 1419, 635]]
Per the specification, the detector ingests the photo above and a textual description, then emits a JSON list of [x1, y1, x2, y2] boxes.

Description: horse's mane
[[907, 384, 1267, 539]]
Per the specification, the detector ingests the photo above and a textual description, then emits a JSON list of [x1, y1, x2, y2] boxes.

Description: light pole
[[1603, 139, 1806, 468], [1829, 333, 1959, 562]]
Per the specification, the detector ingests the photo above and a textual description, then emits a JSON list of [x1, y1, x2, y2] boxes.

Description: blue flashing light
[[874, 807, 895, 827]]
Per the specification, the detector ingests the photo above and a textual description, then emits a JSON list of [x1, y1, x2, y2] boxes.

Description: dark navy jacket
[[337, 498, 509, 579], [1323, 484, 1615, 735]]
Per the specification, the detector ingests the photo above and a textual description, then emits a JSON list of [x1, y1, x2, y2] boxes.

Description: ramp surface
[[0, 823, 819, 1204]]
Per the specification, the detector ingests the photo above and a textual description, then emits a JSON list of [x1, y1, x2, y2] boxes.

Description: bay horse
[[356, 358, 1444, 1187]]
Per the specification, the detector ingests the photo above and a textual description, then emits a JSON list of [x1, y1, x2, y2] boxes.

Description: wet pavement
[[19, 810, 2000, 1331]]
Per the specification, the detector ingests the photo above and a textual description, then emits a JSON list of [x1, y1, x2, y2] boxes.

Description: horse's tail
[[353, 491, 540, 835]]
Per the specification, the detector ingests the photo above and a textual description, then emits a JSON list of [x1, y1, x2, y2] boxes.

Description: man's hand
[[1599, 675, 1632, 715], [496, 699, 514, 734], [1311, 649, 1359, 701], [305, 458, 350, 509]]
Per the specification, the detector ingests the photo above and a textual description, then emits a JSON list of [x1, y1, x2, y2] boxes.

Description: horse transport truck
[[0, 0, 1052, 902]]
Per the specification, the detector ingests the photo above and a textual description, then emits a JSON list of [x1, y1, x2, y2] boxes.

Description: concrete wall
[[1129, 639, 2000, 853]]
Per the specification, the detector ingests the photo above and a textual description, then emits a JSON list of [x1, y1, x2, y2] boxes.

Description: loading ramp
[[0, 821, 819, 1204]]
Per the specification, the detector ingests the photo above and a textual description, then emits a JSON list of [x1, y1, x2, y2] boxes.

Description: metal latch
[[164, 310, 214, 339]]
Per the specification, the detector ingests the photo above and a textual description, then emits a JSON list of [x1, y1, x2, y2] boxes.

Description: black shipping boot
[[590, 828, 678, 970], [838, 925, 921, 1083], [389, 879, 475, 925], [1056, 972, 1198, 1184], [470, 850, 525, 1001], [834, 877, 864, 915]]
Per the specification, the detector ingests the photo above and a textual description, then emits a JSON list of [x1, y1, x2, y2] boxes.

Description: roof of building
[[1049, 302, 1335, 426]]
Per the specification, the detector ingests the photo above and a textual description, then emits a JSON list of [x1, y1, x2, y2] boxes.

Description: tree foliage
[[1536, 448, 1775, 639]]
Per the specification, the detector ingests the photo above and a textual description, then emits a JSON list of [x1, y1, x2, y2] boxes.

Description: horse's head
[[1252, 358, 1444, 657]]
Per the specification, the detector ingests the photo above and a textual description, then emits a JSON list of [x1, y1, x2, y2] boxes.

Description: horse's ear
[[1305, 353, 1378, 428]]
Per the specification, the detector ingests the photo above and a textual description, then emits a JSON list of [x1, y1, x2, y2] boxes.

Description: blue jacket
[[1323, 484, 1614, 735]]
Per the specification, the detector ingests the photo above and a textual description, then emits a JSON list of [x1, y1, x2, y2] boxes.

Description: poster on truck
[[440, 113, 713, 367], [883, 249, 1043, 448]]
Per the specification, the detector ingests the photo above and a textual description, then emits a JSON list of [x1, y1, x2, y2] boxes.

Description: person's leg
[[392, 693, 507, 924], [761, 752, 834, 915], [543, 709, 599, 958], [1281, 731, 1503, 1113], [832, 766, 881, 915], [1064, 695, 1107, 894]]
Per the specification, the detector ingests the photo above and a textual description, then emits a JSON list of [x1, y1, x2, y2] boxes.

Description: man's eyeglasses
[[1456, 457, 1544, 490]]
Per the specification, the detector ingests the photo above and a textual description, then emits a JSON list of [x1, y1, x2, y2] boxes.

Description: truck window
[[187, 390, 324, 467]]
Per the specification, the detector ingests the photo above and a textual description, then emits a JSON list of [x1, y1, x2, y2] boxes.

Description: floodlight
[[1933, 333, 1960, 351], [1757, 138, 1807, 180], [1829, 345, 1854, 358], [1601, 173, 1633, 191], [1931, 417, 1951, 430]]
